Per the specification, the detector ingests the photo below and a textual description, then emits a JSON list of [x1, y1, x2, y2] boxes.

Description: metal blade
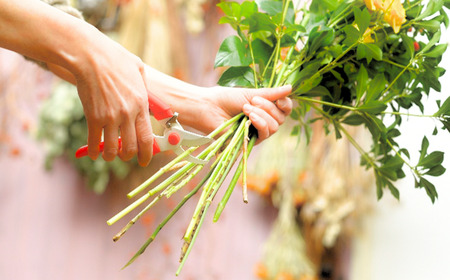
[[172, 127, 213, 147], [172, 146, 208, 164]]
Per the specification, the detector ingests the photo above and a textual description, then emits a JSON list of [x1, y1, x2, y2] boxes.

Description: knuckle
[[269, 124, 279, 135], [122, 146, 138, 159], [138, 131, 153, 145], [103, 147, 118, 160]]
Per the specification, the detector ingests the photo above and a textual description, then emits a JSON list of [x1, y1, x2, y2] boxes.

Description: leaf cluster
[[215, 0, 450, 202]]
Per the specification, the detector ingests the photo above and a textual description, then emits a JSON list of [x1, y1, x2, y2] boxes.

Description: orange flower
[[254, 263, 268, 279], [280, 47, 290, 61], [364, 0, 406, 33]]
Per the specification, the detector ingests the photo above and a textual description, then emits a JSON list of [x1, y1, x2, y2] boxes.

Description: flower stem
[[121, 168, 214, 269], [242, 120, 251, 203], [213, 135, 256, 222]]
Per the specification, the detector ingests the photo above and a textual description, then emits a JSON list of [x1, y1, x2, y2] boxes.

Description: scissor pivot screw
[[168, 132, 181, 145]]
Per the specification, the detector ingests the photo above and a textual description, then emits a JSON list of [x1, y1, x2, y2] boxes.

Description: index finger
[[135, 110, 153, 167], [87, 121, 103, 160], [244, 85, 292, 103]]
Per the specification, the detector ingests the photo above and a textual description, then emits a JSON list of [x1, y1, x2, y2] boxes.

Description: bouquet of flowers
[[110, 0, 450, 274]]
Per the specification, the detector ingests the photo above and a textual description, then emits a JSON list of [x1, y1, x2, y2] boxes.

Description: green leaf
[[218, 16, 239, 27], [416, 0, 444, 21], [356, 65, 368, 104], [217, 2, 241, 18], [382, 156, 404, 170], [255, 0, 283, 16], [366, 73, 386, 102], [214, 36, 251, 68], [333, 121, 342, 139], [375, 174, 384, 200], [343, 25, 360, 46], [379, 168, 398, 181], [414, 20, 441, 33], [433, 96, 450, 116], [433, 126, 439, 135], [419, 136, 429, 163], [419, 151, 444, 169], [357, 43, 383, 63], [425, 165, 446, 176], [248, 13, 277, 34], [386, 180, 400, 200], [418, 30, 441, 54], [357, 101, 387, 114], [305, 86, 332, 98], [251, 38, 272, 66], [441, 118, 450, 132], [387, 128, 401, 139], [354, 7, 371, 35], [296, 75, 323, 94], [342, 113, 365, 126], [423, 44, 448, 58], [217, 66, 255, 87], [399, 148, 410, 159], [401, 34, 415, 59], [240, 1, 258, 18], [419, 177, 438, 203], [308, 26, 335, 54]]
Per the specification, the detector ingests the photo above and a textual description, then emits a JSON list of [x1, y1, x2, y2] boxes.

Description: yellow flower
[[384, 0, 407, 33], [364, 0, 384, 11], [363, 28, 375, 43], [364, 0, 406, 33]]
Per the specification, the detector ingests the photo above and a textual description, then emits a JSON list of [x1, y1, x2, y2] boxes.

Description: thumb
[[243, 84, 292, 102]]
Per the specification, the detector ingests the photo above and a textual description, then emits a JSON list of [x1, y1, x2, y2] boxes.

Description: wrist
[[144, 66, 211, 130]]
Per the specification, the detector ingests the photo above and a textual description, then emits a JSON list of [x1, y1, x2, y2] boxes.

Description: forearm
[[0, 0, 100, 76], [144, 65, 211, 129]]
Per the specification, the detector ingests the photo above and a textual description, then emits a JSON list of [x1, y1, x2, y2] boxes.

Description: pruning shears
[[75, 94, 212, 164]]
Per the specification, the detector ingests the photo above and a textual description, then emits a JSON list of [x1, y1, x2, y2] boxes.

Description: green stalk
[[127, 114, 243, 199], [295, 96, 358, 111], [177, 136, 244, 275], [248, 34, 259, 89], [108, 123, 240, 226], [107, 193, 152, 226], [381, 59, 414, 99], [242, 120, 251, 203], [112, 193, 163, 242], [121, 168, 214, 269], [176, 202, 210, 276], [164, 125, 238, 198], [127, 146, 199, 198], [183, 118, 247, 241], [213, 135, 257, 222], [268, 0, 291, 88]]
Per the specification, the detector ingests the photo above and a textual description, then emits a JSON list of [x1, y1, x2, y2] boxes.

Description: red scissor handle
[[75, 93, 174, 159], [75, 138, 161, 158], [148, 93, 173, 120]]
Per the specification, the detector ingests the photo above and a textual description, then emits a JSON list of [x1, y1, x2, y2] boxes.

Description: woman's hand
[[73, 37, 154, 166], [198, 85, 293, 143], [144, 66, 292, 143]]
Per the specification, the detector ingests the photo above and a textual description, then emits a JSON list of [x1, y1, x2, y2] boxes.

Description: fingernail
[[251, 96, 264, 106], [277, 98, 287, 109], [243, 103, 252, 114], [249, 112, 261, 124]]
